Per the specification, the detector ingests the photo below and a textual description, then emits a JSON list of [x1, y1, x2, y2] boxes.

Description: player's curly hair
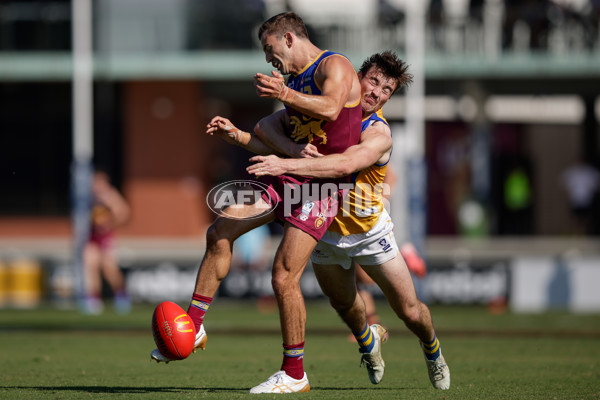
[[359, 51, 413, 94], [258, 12, 309, 41]]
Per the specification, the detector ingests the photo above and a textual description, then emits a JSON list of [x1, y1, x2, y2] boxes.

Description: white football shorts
[[310, 209, 400, 269]]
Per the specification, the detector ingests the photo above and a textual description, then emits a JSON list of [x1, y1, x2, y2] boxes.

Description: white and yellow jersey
[[328, 109, 391, 236]]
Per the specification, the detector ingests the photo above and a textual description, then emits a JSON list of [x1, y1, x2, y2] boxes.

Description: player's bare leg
[[193, 200, 275, 297], [313, 263, 387, 384], [313, 263, 367, 333], [356, 266, 380, 323], [361, 257, 450, 390], [82, 243, 104, 314], [100, 253, 125, 294], [188, 199, 274, 339], [271, 223, 315, 345], [250, 223, 315, 394], [360, 257, 434, 341], [83, 243, 102, 296], [100, 251, 130, 314], [152, 200, 274, 363]]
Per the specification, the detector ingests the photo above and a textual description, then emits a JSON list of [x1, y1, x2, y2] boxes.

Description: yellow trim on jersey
[[294, 49, 329, 77], [344, 92, 361, 108], [363, 109, 388, 125]]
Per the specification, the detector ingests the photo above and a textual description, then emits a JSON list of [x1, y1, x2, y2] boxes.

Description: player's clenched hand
[[206, 116, 244, 145], [254, 71, 289, 101], [286, 142, 323, 158], [247, 155, 287, 177], [298, 143, 322, 158]]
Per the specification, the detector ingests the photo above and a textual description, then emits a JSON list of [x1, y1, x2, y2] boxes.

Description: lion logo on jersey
[[289, 116, 327, 144]]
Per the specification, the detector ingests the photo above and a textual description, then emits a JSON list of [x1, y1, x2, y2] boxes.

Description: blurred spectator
[[378, 0, 404, 26], [572, 0, 600, 50], [82, 170, 131, 315], [499, 155, 534, 235], [428, 0, 446, 51], [590, 0, 600, 48], [560, 158, 600, 234], [503, 0, 552, 50], [523, 0, 552, 49], [470, 0, 486, 23], [187, 0, 266, 49]]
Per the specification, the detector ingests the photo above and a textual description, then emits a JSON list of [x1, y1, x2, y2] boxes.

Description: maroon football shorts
[[259, 174, 350, 241]]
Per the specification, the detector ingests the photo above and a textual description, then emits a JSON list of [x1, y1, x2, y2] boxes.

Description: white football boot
[[192, 323, 208, 352], [150, 324, 207, 363], [249, 371, 310, 394], [421, 342, 451, 390], [360, 324, 387, 384]]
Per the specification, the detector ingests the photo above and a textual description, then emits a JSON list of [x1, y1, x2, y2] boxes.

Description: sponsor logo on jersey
[[379, 238, 392, 253], [289, 116, 327, 144], [315, 213, 327, 229], [298, 213, 309, 221], [301, 201, 315, 215], [355, 206, 380, 218]]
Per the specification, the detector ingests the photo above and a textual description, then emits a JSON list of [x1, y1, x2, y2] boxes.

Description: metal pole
[[72, 0, 94, 310], [392, 1, 427, 301], [404, 1, 427, 289]]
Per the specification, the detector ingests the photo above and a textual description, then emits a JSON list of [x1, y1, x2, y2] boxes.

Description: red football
[[152, 301, 195, 360]]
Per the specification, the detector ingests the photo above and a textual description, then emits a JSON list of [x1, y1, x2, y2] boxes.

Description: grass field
[[1, 299, 599, 399]]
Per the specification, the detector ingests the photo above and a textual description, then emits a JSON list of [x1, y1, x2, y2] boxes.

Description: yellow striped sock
[[355, 324, 374, 353], [422, 335, 441, 361]]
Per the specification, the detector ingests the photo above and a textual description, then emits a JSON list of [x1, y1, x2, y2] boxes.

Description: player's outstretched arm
[[254, 55, 358, 121], [247, 122, 392, 178], [206, 116, 275, 155]]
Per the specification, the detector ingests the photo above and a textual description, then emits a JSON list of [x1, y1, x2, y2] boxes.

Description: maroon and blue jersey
[[259, 50, 361, 240], [283, 50, 361, 156]]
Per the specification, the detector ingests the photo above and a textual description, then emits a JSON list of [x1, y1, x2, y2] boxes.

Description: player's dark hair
[[258, 12, 309, 41], [359, 51, 413, 94]]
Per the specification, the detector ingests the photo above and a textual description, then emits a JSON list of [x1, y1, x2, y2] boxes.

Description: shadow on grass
[[2, 385, 404, 393], [1, 386, 245, 394]]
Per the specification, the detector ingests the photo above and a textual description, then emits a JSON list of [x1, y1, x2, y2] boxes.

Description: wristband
[[224, 125, 242, 143], [234, 129, 252, 146], [277, 82, 290, 102], [232, 129, 243, 143]]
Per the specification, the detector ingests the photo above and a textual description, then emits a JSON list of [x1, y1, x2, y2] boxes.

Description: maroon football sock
[[280, 342, 305, 380], [187, 294, 212, 333]]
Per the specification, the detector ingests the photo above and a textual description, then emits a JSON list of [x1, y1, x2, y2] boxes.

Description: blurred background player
[[560, 156, 600, 235], [82, 170, 131, 315]]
